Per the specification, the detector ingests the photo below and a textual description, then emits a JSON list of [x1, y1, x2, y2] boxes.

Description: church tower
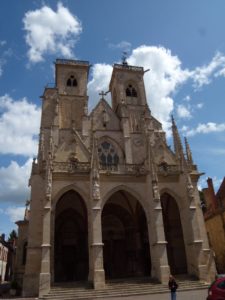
[[55, 59, 89, 130]]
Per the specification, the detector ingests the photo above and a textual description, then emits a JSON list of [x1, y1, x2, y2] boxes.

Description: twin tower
[[15, 59, 215, 297]]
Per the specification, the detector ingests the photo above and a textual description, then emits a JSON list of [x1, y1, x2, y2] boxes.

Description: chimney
[[207, 178, 218, 212]]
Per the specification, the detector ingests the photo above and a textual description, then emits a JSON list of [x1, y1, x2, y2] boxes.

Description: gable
[[91, 99, 120, 131]]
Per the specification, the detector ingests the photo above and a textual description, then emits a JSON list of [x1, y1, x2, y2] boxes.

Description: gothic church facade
[[15, 59, 215, 297]]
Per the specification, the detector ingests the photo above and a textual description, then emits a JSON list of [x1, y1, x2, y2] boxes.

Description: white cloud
[[191, 52, 225, 88], [23, 2, 82, 63], [177, 104, 192, 119], [5, 206, 25, 222], [108, 41, 132, 52], [183, 122, 225, 136], [0, 40, 12, 77], [88, 64, 113, 110], [196, 103, 204, 109], [0, 159, 32, 204], [0, 94, 41, 156], [183, 95, 191, 102]]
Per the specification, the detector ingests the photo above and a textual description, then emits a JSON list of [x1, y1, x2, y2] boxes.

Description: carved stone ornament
[[93, 181, 100, 200], [187, 181, 194, 199], [46, 178, 52, 199], [152, 182, 160, 200]]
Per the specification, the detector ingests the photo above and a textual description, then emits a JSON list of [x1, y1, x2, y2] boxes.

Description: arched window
[[126, 84, 137, 97], [66, 75, 77, 87], [98, 141, 119, 168], [22, 241, 27, 265]]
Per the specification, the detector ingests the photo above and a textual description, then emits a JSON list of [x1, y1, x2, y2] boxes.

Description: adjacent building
[[203, 177, 225, 273], [15, 59, 216, 297], [0, 234, 15, 283]]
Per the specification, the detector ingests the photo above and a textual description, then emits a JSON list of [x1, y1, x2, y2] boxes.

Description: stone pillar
[[39, 205, 51, 297], [187, 183, 216, 281], [91, 206, 105, 289], [149, 182, 170, 284]]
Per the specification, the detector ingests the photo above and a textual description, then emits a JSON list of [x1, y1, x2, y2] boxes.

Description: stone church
[[15, 59, 215, 297]]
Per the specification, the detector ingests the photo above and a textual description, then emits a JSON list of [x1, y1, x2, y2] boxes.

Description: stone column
[[91, 206, 105, 289], [150, 197, 170, 284], [148, 179, 170, 284], [39, 203, 51, 297]]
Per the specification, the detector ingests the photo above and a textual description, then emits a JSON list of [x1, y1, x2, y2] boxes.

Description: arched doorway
[[161, 193, 187, 274], [54, 190, 88, 282], [102, 190, 151, 279]]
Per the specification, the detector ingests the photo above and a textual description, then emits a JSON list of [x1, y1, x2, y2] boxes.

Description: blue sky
[[0, 0, 225, 236]]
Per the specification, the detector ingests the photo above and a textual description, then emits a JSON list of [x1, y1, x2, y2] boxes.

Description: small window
[[126, 84, 137, 97], [67, 75, 77, 87]]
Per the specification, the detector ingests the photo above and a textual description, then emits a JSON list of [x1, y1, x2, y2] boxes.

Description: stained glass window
[[98, 142, 119, 167]]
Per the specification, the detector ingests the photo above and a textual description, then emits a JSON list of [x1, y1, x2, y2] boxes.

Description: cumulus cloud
[[0, 159, 32, 204], [177, 104, 192, 119], [108, 41, 132, 52], [192, 52, 225, 88], [5, 206, 25, 222], [0, 95, 41, 156], [183, 122, 225, 136], [23, 2, 82, 63], [88, 64, 113, 110]]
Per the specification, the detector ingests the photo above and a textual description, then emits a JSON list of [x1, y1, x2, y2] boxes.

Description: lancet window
[[98, 141, 119, 168], [66, 75, 77, 87], [126, 84, 137, 97]]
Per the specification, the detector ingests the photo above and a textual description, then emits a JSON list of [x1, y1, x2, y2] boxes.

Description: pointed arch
[[102, 188, 151, 279], [53, 184, 89, 212], [102, 185, 148, 216], [160, 192, 187, 274], [54, 189, 89, 282]]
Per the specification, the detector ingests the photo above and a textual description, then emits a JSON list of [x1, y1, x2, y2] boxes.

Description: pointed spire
[[171, 115, 186, 170], [171, 115, 183, 156], [184, 137, 193, 166]]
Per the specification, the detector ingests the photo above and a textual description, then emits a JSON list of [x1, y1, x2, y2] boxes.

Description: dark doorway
[[102, 190, 151, 279], [161, 193, 187, 274], [54, 191, 88, 282]]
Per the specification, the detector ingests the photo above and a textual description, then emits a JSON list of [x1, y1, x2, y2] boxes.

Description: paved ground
[[0, 288, 208, 300]]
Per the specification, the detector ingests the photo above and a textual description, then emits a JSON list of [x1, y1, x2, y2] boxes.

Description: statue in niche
[[46, 177, 52, 198], [152, 181, 160, 200], [93, 181, 100, 200]]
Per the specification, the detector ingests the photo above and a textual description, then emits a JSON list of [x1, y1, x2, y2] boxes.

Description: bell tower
[[109, 62, 151, 164], [109, 62, 148, 113], [55, 59, 90, 131]]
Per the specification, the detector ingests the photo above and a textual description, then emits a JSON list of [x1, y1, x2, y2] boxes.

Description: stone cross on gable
[[99, 90, 108, 99]]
